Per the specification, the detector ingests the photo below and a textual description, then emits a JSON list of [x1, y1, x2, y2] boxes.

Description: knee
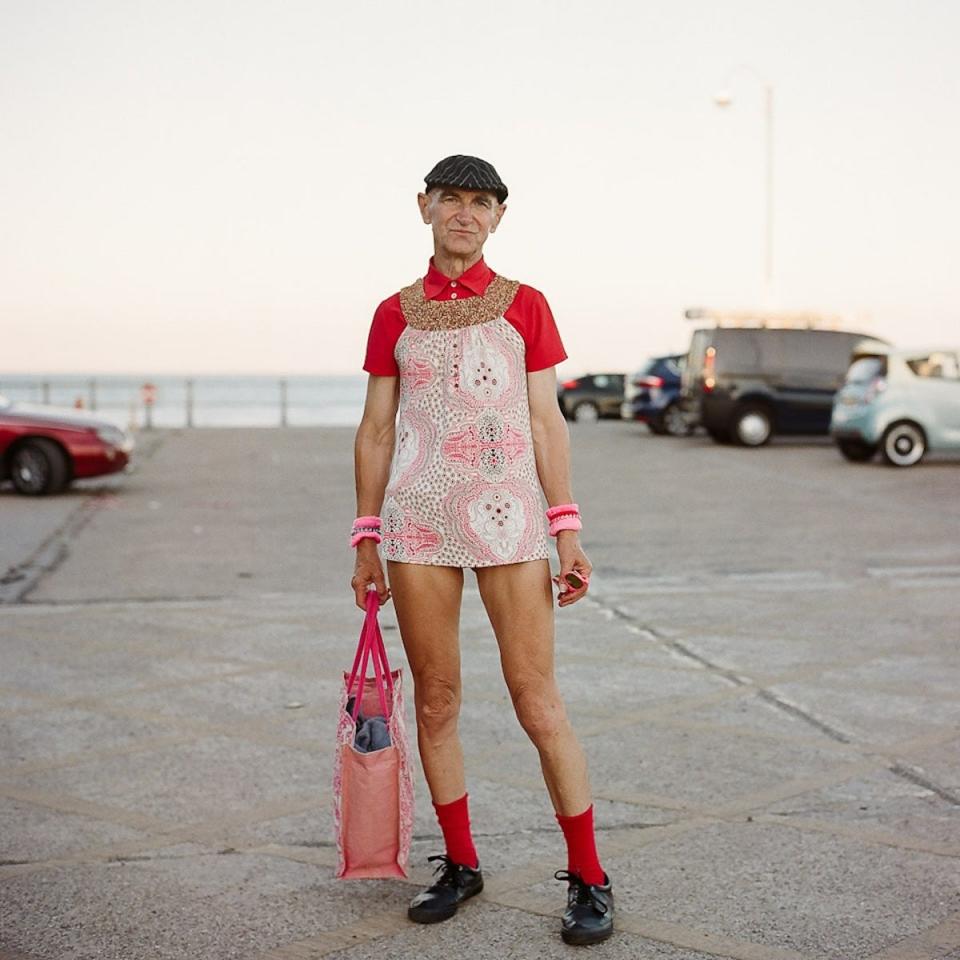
[[511, 679, 567, 747], [415, 675, 461, 734]]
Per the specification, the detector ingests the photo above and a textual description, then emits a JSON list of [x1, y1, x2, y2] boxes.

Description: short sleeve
[[362, 295, 406, 376], [504, 285, 568, 372]]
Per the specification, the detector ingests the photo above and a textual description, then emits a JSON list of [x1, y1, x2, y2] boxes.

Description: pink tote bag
[[333, 590, 413, 879]]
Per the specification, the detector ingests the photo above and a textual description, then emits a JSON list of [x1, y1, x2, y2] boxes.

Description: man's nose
[[454, 206, 472, 223]]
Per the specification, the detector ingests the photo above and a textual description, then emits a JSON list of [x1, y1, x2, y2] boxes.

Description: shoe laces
[[428, 854, 463, 887], [554, 870, 608, 915]]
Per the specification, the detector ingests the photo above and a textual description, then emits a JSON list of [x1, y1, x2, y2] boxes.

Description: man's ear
[[417, 192, 432, 224], [491, 202, 507, 232]]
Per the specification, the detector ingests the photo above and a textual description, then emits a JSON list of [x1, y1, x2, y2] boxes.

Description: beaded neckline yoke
[[398, 275, 521, 331]]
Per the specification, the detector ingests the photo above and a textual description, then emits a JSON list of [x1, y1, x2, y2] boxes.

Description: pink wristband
[[549, 515, 582, 536], [546, 503, 582, 537], [350, 530, 382, 547], [350, 515, 382, 548]]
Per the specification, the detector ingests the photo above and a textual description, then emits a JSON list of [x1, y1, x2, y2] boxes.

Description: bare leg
[[475, 558, 592, 816], [387, 560, 466, 805]]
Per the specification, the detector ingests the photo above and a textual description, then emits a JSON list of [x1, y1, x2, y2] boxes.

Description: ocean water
[[0, 374, 367, 428]]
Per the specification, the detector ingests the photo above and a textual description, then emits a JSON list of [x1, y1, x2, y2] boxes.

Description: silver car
[[830, 347, 960, 466]]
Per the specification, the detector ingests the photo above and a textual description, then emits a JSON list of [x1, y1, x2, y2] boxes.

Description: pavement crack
[[591, 592, 960, 804], [589, 594, 854, 742], [1, 431, 168, 606], [415, 822, 665, 843], [15, 593, 234, 607], [888, 762, 960, 807], [754, 688, 852, 743], [601, 602, 749, 686], [1, 495, 108, 605], [106, 847, 242, 863]]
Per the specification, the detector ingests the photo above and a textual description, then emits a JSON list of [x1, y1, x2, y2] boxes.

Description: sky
[[1, 0, 958, 376]]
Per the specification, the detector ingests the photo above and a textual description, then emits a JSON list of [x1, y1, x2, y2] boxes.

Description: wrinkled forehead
[[426, 185, 500, 204]]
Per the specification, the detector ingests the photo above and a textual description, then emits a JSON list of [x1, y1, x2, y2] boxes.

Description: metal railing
[[0, 376, 354, 429]]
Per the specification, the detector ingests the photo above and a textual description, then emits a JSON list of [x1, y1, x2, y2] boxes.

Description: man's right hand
[[351, 540, 391, 609]]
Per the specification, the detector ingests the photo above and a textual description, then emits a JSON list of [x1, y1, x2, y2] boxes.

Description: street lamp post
[[714, 70, 774, 292]]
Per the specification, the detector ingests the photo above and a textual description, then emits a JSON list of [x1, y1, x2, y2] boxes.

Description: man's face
[[417, 187, 506, 260]]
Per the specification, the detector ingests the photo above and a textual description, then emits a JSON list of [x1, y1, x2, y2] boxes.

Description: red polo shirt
[[363, 258, 567, 376]]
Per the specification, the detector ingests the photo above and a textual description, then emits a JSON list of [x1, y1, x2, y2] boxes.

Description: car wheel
[[880, 421, 926, 467], [10, 438, 70, 495], [732, 405, 774, 447], [837, 439, 877, 463], [662, 403, 691, 437], [572, 401, 600, 423]]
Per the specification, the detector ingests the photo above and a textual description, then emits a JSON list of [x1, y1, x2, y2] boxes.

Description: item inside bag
[[345, 695, 392, 753]]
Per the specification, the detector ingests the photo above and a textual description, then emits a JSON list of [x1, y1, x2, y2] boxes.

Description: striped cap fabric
[[424, 155, 508, 203]]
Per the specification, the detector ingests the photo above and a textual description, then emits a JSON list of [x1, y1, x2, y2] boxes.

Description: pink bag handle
[[347, 590, 391, 722], [349, 617, 386, 723], [368, 596, 395, 697]]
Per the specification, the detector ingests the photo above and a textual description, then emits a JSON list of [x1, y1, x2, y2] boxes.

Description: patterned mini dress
[[367, 272, 565, 568]]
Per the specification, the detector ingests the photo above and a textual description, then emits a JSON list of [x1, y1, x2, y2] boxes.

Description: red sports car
[[0, 392, 134, 495]]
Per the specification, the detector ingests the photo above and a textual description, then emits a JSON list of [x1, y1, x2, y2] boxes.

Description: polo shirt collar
[[424, 257, 494, 299]]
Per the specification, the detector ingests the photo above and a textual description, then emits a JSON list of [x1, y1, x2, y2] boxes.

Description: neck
[[433, 249, 483, 280]]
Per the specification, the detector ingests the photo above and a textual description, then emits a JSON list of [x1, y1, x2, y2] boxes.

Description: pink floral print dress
[[363, 263, 568, 568]]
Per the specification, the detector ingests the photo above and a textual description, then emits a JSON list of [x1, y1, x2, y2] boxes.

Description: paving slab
[[11, 734, 325, 825], [0, 846, 385, 960], [0, 797, 149, 863], [320, 902, 717, 960], [539, 820, 960, 960], [763, 681, 960, 747], [554, 723, 855, 810], [758, 768, 960, 852], [2, 426, 959, 960], [0, 705, 164, 769]]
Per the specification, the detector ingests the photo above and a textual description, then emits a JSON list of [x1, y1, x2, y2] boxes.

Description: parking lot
[[1, 423, 959, 960]]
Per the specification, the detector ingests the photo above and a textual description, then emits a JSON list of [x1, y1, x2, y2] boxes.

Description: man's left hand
[[555, 532, 592, 607]]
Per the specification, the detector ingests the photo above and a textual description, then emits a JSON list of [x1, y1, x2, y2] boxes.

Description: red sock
[[556, 804, 605, 885], [433, 793, 479, 869]]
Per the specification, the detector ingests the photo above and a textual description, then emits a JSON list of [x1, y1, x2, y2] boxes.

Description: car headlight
[[95, 425, 130, 448]]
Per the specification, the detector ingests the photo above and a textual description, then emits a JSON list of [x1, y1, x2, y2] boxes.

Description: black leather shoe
[[555, 870, 614, 945], [408, 855, 484, 924]]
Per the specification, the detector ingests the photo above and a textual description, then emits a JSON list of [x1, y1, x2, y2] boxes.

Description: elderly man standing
[[350, 155, 613, 946]]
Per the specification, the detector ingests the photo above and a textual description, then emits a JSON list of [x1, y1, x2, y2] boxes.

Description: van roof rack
[[684, 307, 848, 330]]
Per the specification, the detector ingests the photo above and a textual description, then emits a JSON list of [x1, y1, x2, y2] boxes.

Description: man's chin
[[442, 237, 482, 257]]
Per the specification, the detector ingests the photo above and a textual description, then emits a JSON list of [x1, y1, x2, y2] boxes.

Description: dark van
[[682, 327, 888, 445]]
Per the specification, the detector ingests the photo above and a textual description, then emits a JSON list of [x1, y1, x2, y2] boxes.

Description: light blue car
[[830, 347, 960, 466]]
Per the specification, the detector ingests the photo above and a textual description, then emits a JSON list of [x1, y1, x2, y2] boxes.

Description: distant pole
[[141, 382, 156, 430], [279, 378, 288, 427], [42, 381, 50, 404], [185, 378, 194, 428], [89, 377, 97, 411]]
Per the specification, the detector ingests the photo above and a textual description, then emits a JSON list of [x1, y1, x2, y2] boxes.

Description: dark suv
[[682, 327, 888, 445], [621, 354, 689, 435], [557, 373, 625, 422]]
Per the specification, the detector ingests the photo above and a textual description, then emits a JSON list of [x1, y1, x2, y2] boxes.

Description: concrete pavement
[[1, 424, 958, 959]]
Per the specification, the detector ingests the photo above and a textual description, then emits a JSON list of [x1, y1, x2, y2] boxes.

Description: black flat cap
[[424, 155, 508, 203]]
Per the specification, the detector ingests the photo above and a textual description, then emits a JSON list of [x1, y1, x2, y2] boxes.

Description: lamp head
[[713, 90, 733, 107]]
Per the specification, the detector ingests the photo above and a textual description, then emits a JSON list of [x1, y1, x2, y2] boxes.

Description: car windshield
[[845, 356, 886, 383], [905, 352, 960, 379]]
